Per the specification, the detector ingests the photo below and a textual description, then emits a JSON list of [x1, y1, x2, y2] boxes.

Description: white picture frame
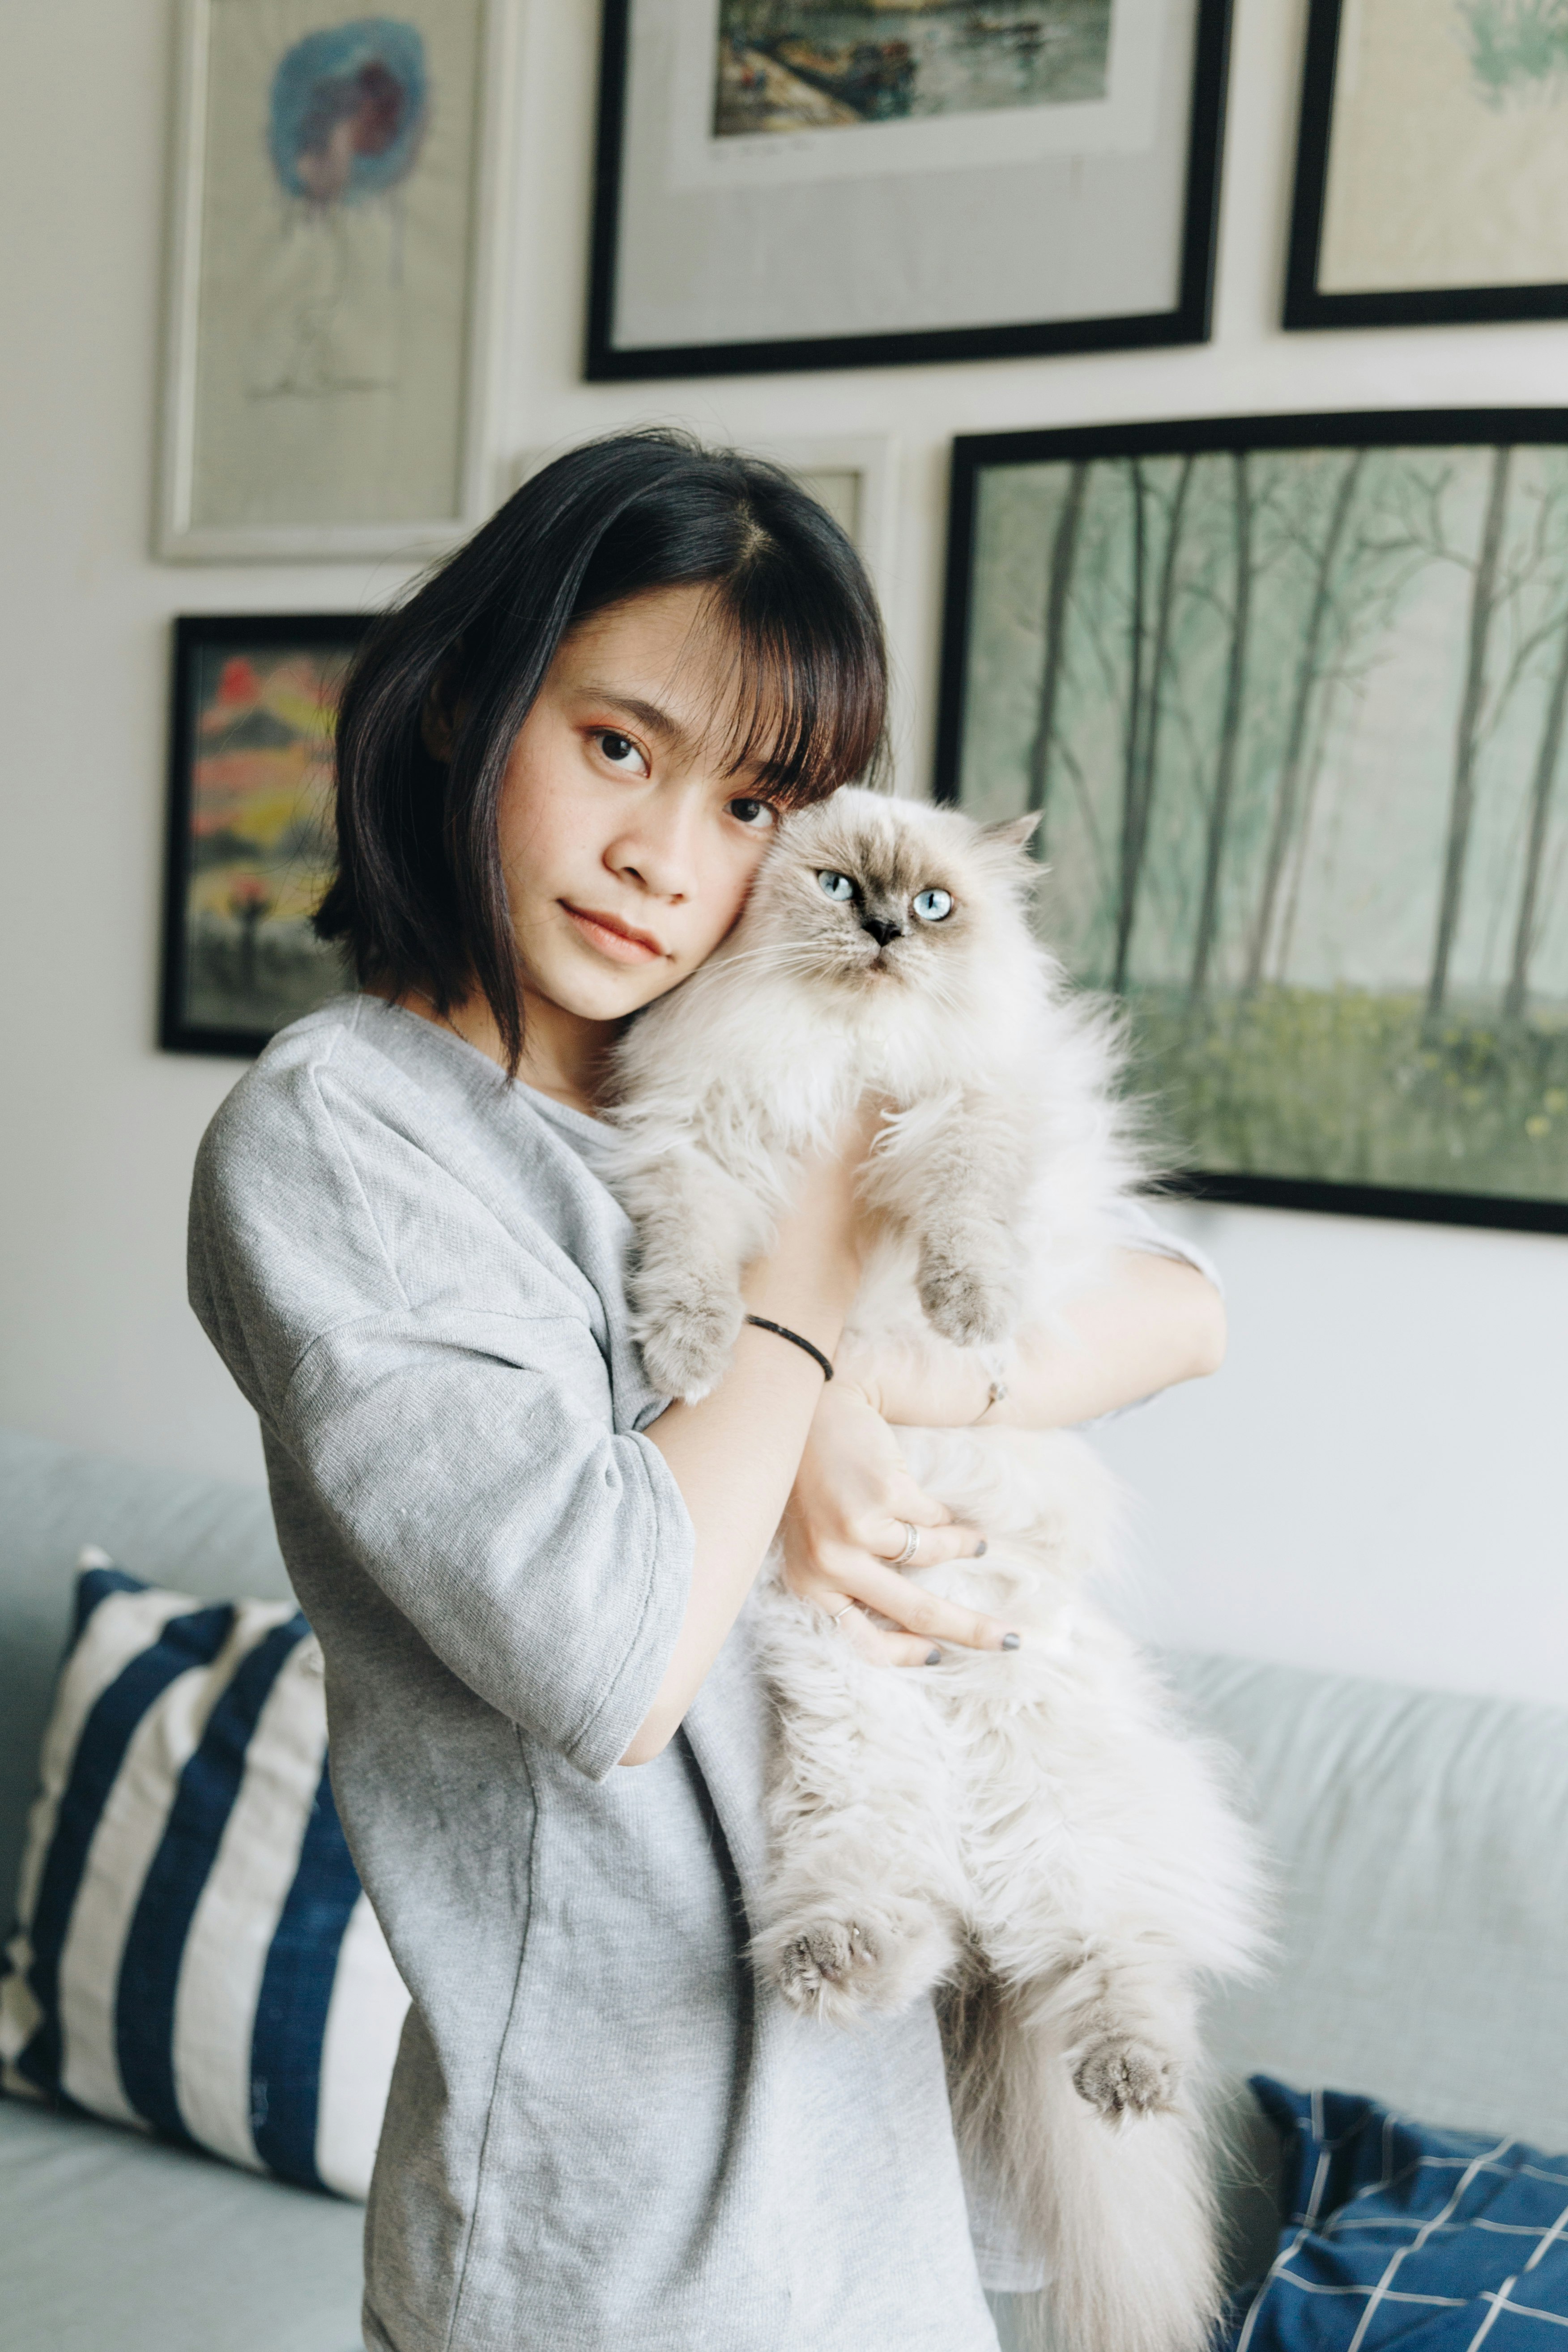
[[158, 0, 514, 562]]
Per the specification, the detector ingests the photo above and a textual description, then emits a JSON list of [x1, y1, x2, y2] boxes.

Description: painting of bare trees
[[942, 416, 1568, 1224]]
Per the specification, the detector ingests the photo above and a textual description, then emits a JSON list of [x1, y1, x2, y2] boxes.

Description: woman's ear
[[980, 812, 1041, 853]]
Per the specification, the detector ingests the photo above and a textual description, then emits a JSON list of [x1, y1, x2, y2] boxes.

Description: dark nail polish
[[974, 1540, 988, 1557], [1001, 1632, 1021, 1652], [925, 1647, 942, 1666]]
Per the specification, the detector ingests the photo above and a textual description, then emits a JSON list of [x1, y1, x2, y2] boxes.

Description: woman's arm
[[778, 1250, 1224, 1669], [627, 1128, 1009, 1763], [839, 1248, 1226, 1432]]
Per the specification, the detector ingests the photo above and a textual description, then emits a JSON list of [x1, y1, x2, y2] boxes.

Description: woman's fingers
[[845, 1615, 948, 1669], [810, 1597, 951, 1668], [864, 1514, 986, 1572], [839, 1556, 1016, 1653], [891, 1484, 956, 1530], [793, 1461, 1015, 1662], [824, 1600, 1010, 1669], [803, 1560, 1017, 1660]]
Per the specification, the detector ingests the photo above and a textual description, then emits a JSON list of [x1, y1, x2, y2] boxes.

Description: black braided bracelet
[[743, 1315, 835, 1383]]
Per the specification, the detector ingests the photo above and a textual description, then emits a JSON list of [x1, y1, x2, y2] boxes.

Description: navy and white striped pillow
[[0, 1556, 408, 2197]]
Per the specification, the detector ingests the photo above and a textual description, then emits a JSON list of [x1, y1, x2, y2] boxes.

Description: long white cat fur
[[604, 790, 1266, 2352]]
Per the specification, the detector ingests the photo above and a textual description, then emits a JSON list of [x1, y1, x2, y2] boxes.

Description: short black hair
[[315, 428, 888, 1070]]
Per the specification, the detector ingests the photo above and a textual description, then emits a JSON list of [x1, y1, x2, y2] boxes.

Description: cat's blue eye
[[817, 871, 856, 901], [912, 888, 954, 923]]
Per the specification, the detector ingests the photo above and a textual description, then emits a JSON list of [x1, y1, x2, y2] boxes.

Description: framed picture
[[1286, 0, 1568, 331], [161, 614, 367, 1056], [158, 0, 511, 561], [935, 412, 1568, 1235], [587, 0, 1234, 380]]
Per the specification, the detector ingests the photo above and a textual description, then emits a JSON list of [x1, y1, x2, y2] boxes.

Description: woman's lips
[[561, 903, 665, 964]]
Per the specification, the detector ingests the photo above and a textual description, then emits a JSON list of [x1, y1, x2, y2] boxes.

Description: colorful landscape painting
[[166, 622, 362, 1049], [949, 428, 1568, 1218], [713, 1, 1112, 137]]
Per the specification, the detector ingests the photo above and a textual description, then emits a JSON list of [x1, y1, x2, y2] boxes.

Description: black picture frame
[[160, 613, 368, 1059], [586, 0, 1235, 382], [1284, 0, 1568, 334], [934, 409, 1568, 1238]]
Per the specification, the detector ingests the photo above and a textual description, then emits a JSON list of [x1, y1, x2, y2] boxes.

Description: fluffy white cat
[[604, 789, 1265, 2352]]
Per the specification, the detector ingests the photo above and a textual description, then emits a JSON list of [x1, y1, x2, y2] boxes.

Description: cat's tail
[[948, 1978, 1223, 2352]]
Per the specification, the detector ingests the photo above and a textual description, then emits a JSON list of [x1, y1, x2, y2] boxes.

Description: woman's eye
[[595, 730, 648, 775], [912, 888, 954, 922], [727, 797, 775, 827], [816, 870, 856, 901]]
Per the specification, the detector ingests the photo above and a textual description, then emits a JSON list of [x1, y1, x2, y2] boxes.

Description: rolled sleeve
[[1109, 1197, 1223, 1295], [279, 1310, 692, 1780], [1071, 1198, 1224, 1430]]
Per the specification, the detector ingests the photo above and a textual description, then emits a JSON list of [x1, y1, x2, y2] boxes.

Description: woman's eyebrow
[[575, 686, 695, 756]]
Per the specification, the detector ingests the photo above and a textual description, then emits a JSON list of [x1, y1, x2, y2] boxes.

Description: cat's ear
[[979, 812, 1041, 855]]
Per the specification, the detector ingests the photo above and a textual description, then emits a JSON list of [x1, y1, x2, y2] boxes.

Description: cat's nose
[[861, 915, 904, 948]]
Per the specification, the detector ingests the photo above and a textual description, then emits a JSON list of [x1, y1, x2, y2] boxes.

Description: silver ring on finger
[[890, 1521, 920, 1567], [828, 1600, 858, 1628]]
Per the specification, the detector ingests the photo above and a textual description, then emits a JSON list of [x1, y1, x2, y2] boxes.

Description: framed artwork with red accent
[[161, 614, 367, 1056]]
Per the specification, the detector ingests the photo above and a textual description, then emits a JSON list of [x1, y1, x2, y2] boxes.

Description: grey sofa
[[3, 1423, 1566, 2352]]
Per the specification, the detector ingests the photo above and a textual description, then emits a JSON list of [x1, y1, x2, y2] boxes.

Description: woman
[[189, 431, 1224, 2352]]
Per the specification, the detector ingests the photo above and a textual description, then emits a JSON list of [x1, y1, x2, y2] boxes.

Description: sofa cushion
[[2, 1562, 407, 2198], [1167, 1653, 1568, 2149], [1228, 2076, 1568, 2351], [0, 2094, 362, 2352], [0, 1427, 288, 1912]]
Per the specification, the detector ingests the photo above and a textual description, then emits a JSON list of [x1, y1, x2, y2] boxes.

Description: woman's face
[[496, 584, 783, 1028]]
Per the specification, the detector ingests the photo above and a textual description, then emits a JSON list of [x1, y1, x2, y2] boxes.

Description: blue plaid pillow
[[1230, 2077, 1568, 2351]]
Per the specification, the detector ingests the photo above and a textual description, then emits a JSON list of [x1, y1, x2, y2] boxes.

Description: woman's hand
[[779, 1379, 1018, 1667], [838, 1252, 1227, 1433]]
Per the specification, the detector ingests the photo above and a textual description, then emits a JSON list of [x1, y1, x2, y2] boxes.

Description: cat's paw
[[773, 1919, 882, 2019], [917, 1255, 1019, 1350], [1071, 2034, 1179, 2121], [760, 1904, 955, 2025], [634, 1281, 744, 1402]]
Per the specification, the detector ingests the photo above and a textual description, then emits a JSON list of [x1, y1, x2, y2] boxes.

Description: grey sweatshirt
[[189, 992, 1001, 2352]]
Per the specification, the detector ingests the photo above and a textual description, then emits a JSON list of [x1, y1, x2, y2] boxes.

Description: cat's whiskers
[[732, 935, 896, 984], [714, 943, 846, 981]]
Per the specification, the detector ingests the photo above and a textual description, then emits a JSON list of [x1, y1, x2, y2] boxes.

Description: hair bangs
[[703, 568, 887, 811]]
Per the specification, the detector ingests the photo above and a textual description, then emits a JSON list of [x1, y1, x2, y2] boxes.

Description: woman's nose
[[607, 806, 695, 901]]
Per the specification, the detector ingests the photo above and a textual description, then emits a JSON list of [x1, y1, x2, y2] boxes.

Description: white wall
[[2, 0, 1564, 1703]]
